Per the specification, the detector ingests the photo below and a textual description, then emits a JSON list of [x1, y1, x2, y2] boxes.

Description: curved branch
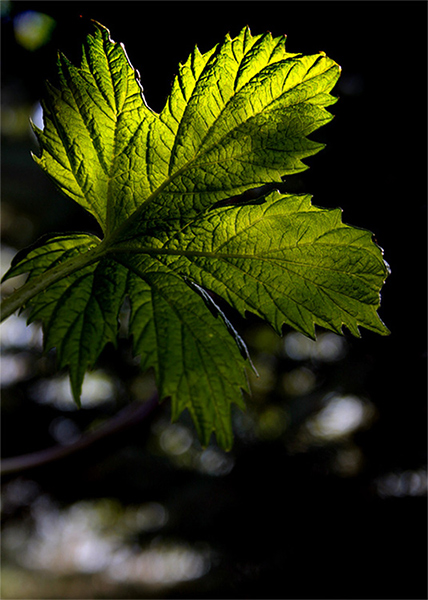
[[0, 394, 159, 476]]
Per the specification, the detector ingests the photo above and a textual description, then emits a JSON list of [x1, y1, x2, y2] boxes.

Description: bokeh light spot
[[306, 394, 373, 440], [13, 11, 56, 51]]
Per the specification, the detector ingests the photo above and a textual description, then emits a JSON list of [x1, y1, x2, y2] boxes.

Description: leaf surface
[[2, 23, 389, 448], [136, 191, 389, 339]]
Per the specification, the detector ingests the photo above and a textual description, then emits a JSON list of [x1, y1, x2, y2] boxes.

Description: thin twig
[[0, 394, 159, 476]]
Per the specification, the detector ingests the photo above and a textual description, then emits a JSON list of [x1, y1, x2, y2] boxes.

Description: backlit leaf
[[2, 23, 389, 448]]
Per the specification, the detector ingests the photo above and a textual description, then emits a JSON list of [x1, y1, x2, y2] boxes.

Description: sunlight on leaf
[[1, 23, 389, 448]]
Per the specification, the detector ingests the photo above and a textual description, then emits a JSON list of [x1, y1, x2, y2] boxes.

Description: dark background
[[1, 2, 427, 599]]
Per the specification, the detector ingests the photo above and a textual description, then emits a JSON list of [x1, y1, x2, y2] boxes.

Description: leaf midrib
[[169, 43, 335, 174]]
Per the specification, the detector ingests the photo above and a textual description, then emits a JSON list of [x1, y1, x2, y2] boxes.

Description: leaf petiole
[[1, 241, 106, 323]]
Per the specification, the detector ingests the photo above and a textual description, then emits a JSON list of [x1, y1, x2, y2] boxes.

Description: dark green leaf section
[[123, 260, 248, 449], [5, 233, 100, 280], [2, 23, 389, 448], [4, 235, 127, 402], [4, 234, 248, 448]]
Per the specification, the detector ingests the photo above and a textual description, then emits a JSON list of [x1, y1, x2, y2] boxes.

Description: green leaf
[[2, 23, 389, 449], [125, 267, 248, 449], [4, 234, 125, 402], [31, 24, 157, 233], [153, 191, 390, 338]]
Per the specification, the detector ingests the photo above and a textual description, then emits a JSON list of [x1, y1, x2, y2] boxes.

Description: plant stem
[[1, 395, 159, 476]]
